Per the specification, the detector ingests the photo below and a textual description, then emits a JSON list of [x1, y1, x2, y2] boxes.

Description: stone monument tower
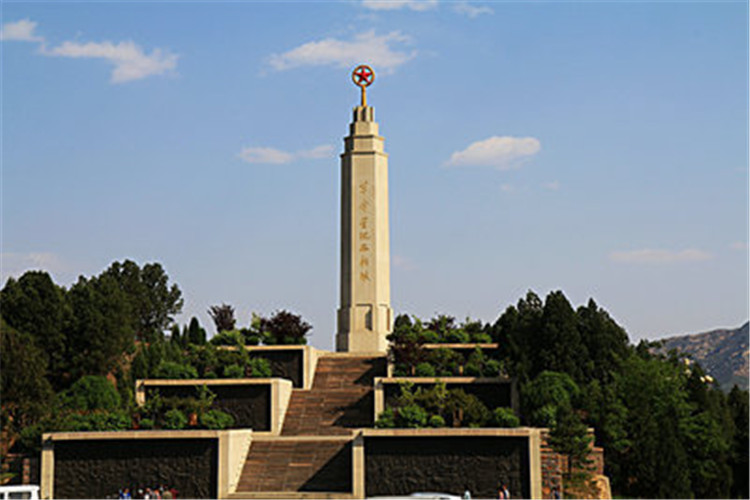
[[336, 65, 393, 352]]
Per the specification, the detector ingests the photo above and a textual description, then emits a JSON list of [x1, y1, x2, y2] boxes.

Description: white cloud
[[268, 30, 416, 74], [609, 249, 713, 264], [500, 184, 514, 193], [298, 145, 335, 159], [43, 40, 178, 83], [238, 144, 335, 164], [0, 19, 44, 42], [1, 252, 67, 279], [731, 241, 749, 251], [454, 2, 494, 17], [361, 0, 438, 11], [543, 181, 560, 191], [447, 136, 541, 170]]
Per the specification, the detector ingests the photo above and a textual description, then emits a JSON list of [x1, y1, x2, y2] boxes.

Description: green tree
[[186, 316, 207, 345], [0, 317, 55, 455], [612, 353, 693, 498], [548, 403, 594, 497], [387, 315, 426, 375], [536, 291, 588, 383], [490, 291, 544, 382], [100, 260, 183, 341], [66, 274, 135, 380], [522, 371, 580, 427], [1, 271, 71, 386], [728, 386, 749, 499]]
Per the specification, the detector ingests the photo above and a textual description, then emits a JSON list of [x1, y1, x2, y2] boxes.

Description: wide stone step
[[280, 356, 385, 436], [236, 439, 352, 493]]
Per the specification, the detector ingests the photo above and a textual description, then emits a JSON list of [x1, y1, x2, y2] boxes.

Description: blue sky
[[2, 0, 747, 350]]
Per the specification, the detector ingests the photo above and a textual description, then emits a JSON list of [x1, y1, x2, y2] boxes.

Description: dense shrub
[[199, 409, 235, 430], [155, 361, 198, 379], [398, 403, 428, 428], [415, 362, 436, 377], [222, 364, 244, 378], [62, 375, 121, 411], [139, 418, 155, 430], [491, 407, 520, 428], [428, 415, 446, 427], [209, 329, 244, 347], [163, 409, 188, 429], [428, 348, 462, 376], [374, 408, 397, 428], [247, 357, 272, 377]]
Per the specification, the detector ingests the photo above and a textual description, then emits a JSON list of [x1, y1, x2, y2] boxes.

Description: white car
[[0, 485, 40, 500]]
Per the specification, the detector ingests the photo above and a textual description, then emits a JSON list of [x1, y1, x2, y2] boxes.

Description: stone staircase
[[235, 438, 353, 495], [282, 356, 385, 436], [231, 354, 386, 498]]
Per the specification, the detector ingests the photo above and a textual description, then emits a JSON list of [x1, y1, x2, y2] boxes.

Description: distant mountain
[[657, 322, 749, 391]]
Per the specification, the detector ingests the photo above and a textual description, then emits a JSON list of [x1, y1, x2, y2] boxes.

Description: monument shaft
[[336, 105, 393, 352]]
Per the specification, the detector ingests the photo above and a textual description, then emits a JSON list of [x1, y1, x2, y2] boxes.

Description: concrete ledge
[[228, 493, 356, 499], [360, 427, 538, 437], [251, 435, 355, 442], [422, 343, 499, 349]]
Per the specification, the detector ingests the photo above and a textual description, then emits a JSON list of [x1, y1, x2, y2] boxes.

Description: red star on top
[[352, 65, 375, 88]]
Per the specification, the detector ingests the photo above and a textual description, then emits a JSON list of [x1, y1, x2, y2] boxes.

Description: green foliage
[[223, 364, 244, 378], [387, 318, 427, 375], [491, 407, 520, 428], [0, 317, 55, 434], [259, 310, 311, 345], [185, 343, 220, 378], [163, 409, 188, 430], [241, 316, 263, 345], [153, 361, 197, 379], [199, 409, 235, 430], [139, 418, 155, 430], [247, 357, 272, 377], [427, 348, 462, 376], [445, 389, 491, 427], [428, 414, 446, 427], [374, 408, 396, 428], [66, 274, 136, 380], [414, 362, 436, 377], [728, 386, 749, 499], [522, 371, 580, 426], [0, 272, 71, 388], [186, 316, 207, 345], [210, 329, 245, 347], [62, 375, 121, 411], [397, 403, 428, 428], [100, 260, 183, 342], [612, 353, 693, 498]]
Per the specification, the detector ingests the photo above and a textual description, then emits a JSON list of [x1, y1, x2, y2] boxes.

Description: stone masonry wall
[[364, 436, 530, 499], [53, 438, 217, 499]]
